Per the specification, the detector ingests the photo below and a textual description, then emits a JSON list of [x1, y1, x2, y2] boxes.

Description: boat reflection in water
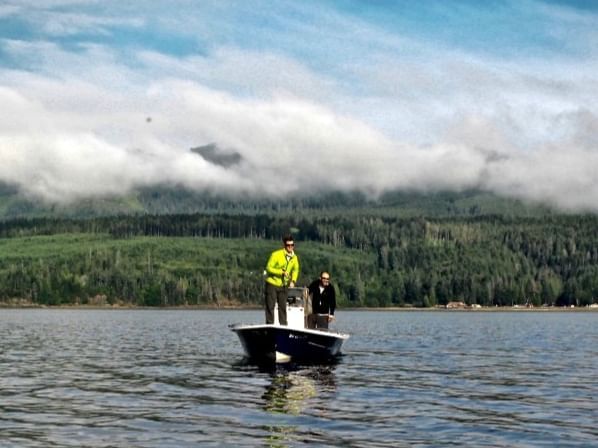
[[263, 364, 337, 415], [229, 287, 350, 364], [261, 363, 338, 448]]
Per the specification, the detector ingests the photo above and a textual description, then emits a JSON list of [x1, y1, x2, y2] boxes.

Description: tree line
[[0, 213, 597, 307]]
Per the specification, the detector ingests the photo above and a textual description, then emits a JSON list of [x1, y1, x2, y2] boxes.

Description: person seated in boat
[[264, 234, 300, 325], [307, 271, 336, 329]]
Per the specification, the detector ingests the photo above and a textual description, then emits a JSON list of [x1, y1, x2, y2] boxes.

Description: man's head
[[320, 271, 330, 285], [282, 234, 295, 253]]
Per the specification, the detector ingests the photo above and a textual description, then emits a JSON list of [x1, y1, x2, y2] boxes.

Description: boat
[[230, 287, 350, 363]]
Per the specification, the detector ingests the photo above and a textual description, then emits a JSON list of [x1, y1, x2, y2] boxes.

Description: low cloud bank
[[1, 2, 597, 213], [0, 75, 597, 212]]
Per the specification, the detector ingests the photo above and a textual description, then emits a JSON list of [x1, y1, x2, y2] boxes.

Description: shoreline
[[1, 303, 596, 312]]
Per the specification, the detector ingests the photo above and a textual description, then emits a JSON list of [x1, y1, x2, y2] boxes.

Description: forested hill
[[1, 212, 597, 308], [0, 185, 556, 220]]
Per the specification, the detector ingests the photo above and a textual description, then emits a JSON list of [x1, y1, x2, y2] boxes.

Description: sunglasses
[[321, 277, 330, 281], [285, 243, 295, 247]]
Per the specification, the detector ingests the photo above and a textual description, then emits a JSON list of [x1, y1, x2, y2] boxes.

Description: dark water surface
[[1, 309, 596, 447]]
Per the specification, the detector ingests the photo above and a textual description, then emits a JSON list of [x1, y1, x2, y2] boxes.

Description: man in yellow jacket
[[264, 234, 300, 325]]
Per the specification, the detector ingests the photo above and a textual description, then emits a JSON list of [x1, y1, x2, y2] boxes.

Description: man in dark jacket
[[307, 271, 336, 329]]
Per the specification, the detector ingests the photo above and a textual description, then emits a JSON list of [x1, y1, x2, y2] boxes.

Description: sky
[[0, 0, 597, 210]]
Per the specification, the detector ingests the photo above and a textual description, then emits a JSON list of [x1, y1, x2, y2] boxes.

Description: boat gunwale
[[229, 323, 350, 340]]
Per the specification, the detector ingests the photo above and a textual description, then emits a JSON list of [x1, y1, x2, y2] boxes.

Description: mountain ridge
[[0, 183, 561, 220]]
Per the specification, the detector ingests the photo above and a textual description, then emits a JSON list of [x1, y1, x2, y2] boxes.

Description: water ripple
[[1, 309, 597, 447]]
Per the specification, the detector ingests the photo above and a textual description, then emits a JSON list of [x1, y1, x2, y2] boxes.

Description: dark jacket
[[308, 279, 336, 315]]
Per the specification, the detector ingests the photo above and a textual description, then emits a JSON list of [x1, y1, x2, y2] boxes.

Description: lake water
[[0, 309, 596, 447]]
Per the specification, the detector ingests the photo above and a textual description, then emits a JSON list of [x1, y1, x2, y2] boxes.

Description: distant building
[[446, 301, 466, 309]]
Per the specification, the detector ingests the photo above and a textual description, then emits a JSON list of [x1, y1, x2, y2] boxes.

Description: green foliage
[[0, 213, 597, 307]]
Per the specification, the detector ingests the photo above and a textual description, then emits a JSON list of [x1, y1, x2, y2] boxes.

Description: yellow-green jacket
[[265, 248, 299, 287]]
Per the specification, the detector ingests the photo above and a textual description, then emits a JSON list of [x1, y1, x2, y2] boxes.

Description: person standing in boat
[[264, 234, 300, 325], [307, 271, 336, 329]]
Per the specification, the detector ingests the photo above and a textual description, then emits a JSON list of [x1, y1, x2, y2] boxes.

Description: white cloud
[[0, 5, 20, 18], [39, 12, 143, 37], [1, 1, 598, 211], [484, 146, 598, 212], [2, 65, 596, 210]]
